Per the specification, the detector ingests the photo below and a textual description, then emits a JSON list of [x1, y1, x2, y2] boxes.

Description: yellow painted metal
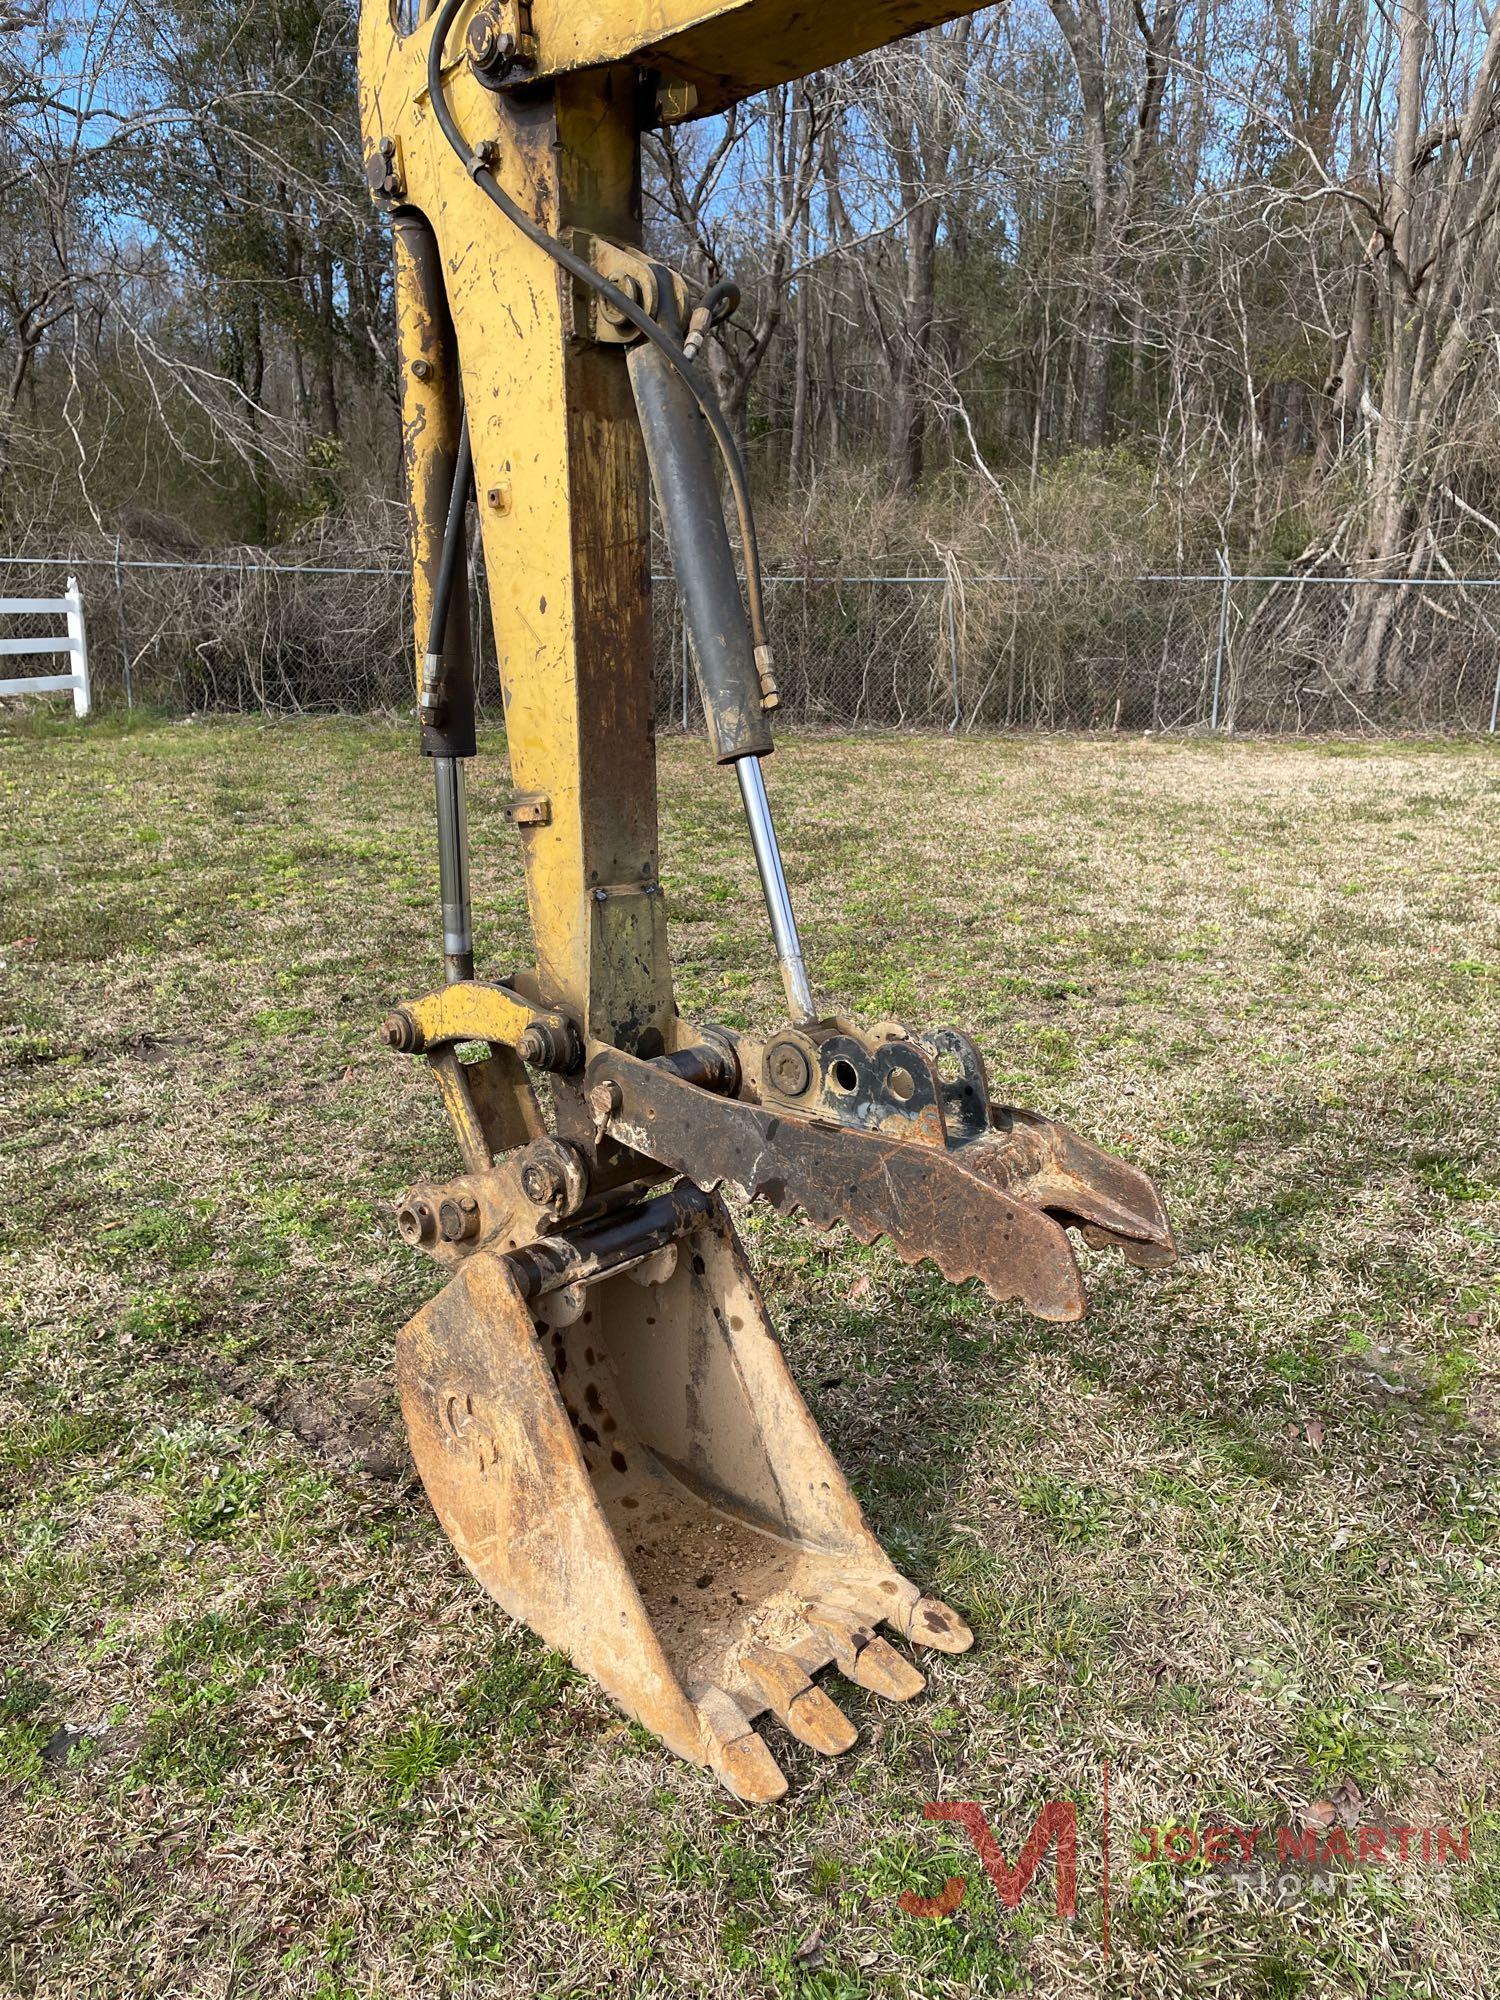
[[398, 979, 570, 1052], [362, 0, 1176, 1800], [429, 1047, 500, 1173], [521, 2, 984, 114], [391, 209, 470, 717], [362, 16, 675, 1048], [360, 0, 995, 1044]]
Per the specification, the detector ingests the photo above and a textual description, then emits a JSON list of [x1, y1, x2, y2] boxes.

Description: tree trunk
[[1339, 0, 1428, 692], [789, 224, 812, 488], [313, 246, 340, 441], [888, 201, 939, 490]]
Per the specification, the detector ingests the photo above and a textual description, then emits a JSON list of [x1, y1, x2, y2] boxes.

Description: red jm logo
[[899, 1801, 1080, 1921]]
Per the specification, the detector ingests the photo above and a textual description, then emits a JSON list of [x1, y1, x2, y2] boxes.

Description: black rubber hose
[[701, 280, 741, 330], [424, 0, 771, 656]]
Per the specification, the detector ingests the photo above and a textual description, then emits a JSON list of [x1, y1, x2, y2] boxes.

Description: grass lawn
[[1, 716, 1497, 1999]]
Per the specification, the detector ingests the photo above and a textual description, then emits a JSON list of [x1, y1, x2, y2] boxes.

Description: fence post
[[945, 583, 961, 730], [64, 575, 91, 717], [113, 535, 133, 710], [1490, 647, 1500, 735], [1210, 546, 1231, 731]]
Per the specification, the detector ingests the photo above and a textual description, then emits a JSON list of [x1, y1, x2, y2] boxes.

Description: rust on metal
[[755, 1018, 950, 1147], [384, 1010, 1170, 1798], [396, 1135, 592, 1271], [585, 1043, 1174, 1323], [396, 1195, 974, 1801]]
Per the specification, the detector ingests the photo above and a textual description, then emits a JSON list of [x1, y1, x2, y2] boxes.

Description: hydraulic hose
[[424, 0, 771, 660]]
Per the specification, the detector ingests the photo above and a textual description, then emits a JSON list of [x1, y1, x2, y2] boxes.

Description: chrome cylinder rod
[[434, 755, 474, 985], [736, 754, 815, 1023]]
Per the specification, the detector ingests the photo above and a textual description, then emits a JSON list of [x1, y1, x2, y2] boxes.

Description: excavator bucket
[[397, 1186, 969, 1801]]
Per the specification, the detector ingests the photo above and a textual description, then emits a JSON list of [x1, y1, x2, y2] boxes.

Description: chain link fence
[[4, 545, 1500, 733]]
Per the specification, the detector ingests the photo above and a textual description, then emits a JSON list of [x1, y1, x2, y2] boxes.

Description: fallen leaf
[[794, 1926, 824, 1968], [1305, 1801, 1337, 1829], [1305, 1417, 1324, 1450]]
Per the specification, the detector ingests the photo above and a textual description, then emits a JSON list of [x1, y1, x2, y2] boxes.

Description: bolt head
[[365, 140, 403, 201], [520, 1160, 561, 1205], [589, 1079, 622, 1121], [766, 1042, 812, 1097], [378, 1010, 416, 1053], [438, 1196, 480, 1243], [467, 17, 515, 74], [411, 357, 433, 383]]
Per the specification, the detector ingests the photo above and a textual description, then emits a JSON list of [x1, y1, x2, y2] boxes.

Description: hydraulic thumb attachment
[[587, 1031, 1175, 1325]]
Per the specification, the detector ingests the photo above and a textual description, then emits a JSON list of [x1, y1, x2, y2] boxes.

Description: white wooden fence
[[0, 576, 91, 716]]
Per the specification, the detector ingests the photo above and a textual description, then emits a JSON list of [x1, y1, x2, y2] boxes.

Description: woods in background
[[4, 0, 1500, 693]]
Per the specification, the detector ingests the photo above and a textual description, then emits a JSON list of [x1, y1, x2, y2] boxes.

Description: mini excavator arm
[[360, 0, 1176, 1798]]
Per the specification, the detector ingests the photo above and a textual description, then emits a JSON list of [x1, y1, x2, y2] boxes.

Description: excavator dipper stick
[[358, 0, 1176, 1798]]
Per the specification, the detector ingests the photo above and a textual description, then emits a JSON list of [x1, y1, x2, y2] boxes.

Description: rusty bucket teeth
[[807, 1606, 927, 1699], [888, 1593, 975, 1654], [741, 1646, 859, 1756], [847, 1634, 927, 1699], [695, 1686, 788, 1803], [698, 1610, 933, 1795]]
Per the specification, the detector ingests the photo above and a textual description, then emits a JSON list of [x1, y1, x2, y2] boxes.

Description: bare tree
[[1046, 0, 1184, 445], [648, 79, 832, 451]]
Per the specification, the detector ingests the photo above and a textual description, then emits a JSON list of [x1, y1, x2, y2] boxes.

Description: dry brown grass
[[1, 718, 1497, 1999]]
